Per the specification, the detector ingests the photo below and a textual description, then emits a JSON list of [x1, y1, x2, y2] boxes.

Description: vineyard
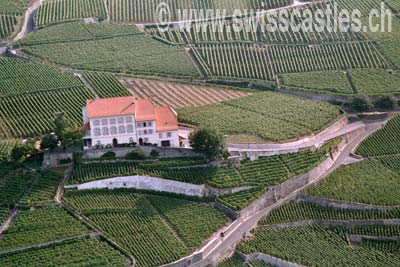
[[0, 139, 19, 161], [0, 57, 82, 96], [0, 238, 126, 267], [23, 34, 200, 78], [356, 115, 400, 157], [305, 160, 400, 206], [349, 69, 400, 95], [0, 86, 94, 138], [146, 195, 228, 249], [179, 91, 342, 142], [120, 78, 250, 108], [106, 0, 292, 23], [16, 21, 139, 46], [0, 13, 19, 39], [261, 200, 400, 225], [0, 167, 33, 207], [280, 70, 353, 95], [63, 189, 228, 267], [0, 0, 29, 39], [217, 187, 265, 211], [83, 71, 131, 98], [69, 144, 332, 189], [149, 2, 364, 46], [194, 42, 387, 81], [237, 224, 400, 266], [35, 0, 107, 28], [0, 207, 89, 251], [19, 169, 64, 206]]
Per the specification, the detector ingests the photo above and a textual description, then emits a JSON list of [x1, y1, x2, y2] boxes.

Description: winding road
[[13, 0, 41, 42], [190, 118, 386, 266]]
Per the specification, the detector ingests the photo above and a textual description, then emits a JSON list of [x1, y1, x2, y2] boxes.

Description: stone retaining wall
[[296, 195, 400, 211], [264, 219, 400, 230], [246, 252, 306, 267], [83, 146, 202, 159], [76, 175, 205, 197]]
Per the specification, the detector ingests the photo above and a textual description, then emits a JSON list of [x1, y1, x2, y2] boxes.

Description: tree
[[189, 127, 228, 160], [40, 133, 58, 150], [351, 95, 374, 111], [61, 127, 83, 149], [375, 95, 398, 110], [53, 112, 66, 137], [10, 144, 36, 163]]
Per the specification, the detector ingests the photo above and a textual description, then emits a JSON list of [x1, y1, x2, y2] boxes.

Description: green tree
[[189, 127, 228, 160], [10, 144, 37, 163], [40, 133, 58, 150], [61, 127, 83, 149], [53, 112, 66, 137], [351, 95, 374, 111], [375, 95, 398, 110]]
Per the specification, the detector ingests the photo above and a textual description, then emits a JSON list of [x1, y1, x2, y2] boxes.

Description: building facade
[[81, 97, 179, 149]]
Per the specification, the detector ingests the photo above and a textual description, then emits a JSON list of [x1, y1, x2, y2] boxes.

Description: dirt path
[[0, 209, 19, 238], [55, 165, 73, 203], [14, 0, 41, 42]]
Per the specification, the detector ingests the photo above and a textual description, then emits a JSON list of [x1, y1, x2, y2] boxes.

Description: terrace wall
[[82, 146, 202, 159], [244, 252, 306, 267], [296, 195, 400, 212], [76, 175, 205, 197]]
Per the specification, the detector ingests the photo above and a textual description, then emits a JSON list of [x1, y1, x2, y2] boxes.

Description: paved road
[[228, 120, 365, 153], [194, 119, 386, 266], [14, 0, 41, 42]]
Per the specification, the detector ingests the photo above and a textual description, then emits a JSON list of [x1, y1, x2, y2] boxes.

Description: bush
[[150, 149, 159, 159], [59, 158, 72, 165], [125, 150, 145, 160], [351, 95, 374, 111], [375, 95, 398, 110], [101, 151, 116, 160]]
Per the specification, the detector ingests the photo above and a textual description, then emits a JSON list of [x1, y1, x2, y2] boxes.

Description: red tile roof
[[85, 97, 178, 132], [155, 107, 178, 132], [81, 122, 90, 131], [86, 96, 135, 119], [135, 99, 155, 122]]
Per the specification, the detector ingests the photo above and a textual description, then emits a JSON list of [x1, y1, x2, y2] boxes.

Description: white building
[[81, 97, 180, 149]]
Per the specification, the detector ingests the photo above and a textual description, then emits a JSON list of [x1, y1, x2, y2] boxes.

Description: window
[[118, 125, 126, 134], [110, 118, 116, 125], [118, 117, 124, 124], [101, 119, 108, 125], [144, 138, 149, 143], [148, 122, 152, 127], [144, 130, 148, 135], [127, 125, 134, 133], [143, 122, 147, 127], [96, 140, 101, 146], [110, 126, 117, 135], [167, 132, 172, 137], [94, 128, 101, 137], [126, 117, 133, 123], [129, 137, 134, 143], [94, 120, 100, 126], [102, 127, 109, 136], [148, 129, 153, 134], [136, 122, 142, 128], [159, 133, 163, 138]]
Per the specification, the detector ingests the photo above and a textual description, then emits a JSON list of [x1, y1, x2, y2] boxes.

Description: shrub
[[351, 95, 374, 111], [150, 149, 159, 159], [125, 150, 145, 160], [101, 151, 116, 160], [375, 95, 398, 110]]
